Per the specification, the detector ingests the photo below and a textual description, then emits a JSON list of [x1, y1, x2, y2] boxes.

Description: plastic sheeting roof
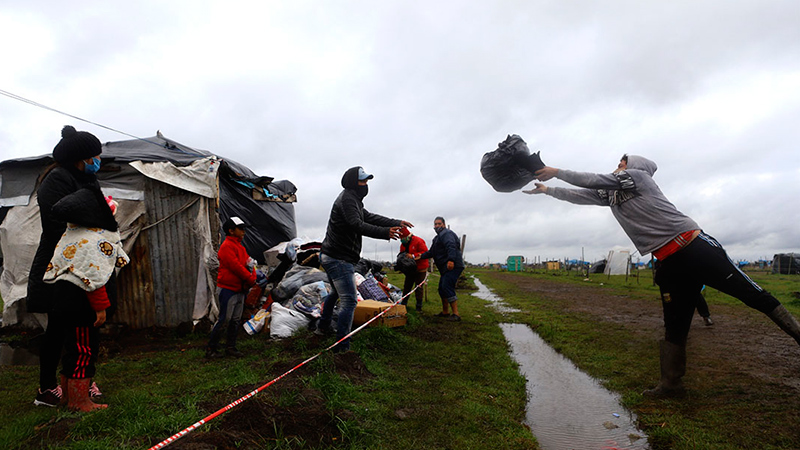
[[0, 132, 297, 261]]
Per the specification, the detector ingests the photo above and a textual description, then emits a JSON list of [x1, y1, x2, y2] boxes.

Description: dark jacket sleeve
[[363, 208, 400, 228], [26, 168, 80, 313], [341, 195, 396, 240], [409, 237, 428, 259], [419, 238, 434, 261], [51, 187, 118, 231], [37, 169, 80, 236], [441, 231, 461, 263]]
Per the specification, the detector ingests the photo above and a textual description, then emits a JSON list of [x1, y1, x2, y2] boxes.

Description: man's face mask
[[84, 157, 101, 174], [434, 222, 445, 233]]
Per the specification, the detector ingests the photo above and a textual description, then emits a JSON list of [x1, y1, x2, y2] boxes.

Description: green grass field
[[1, 268, 798, 449]]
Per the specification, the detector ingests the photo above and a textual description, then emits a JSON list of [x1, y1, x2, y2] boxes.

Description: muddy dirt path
[[490, 273, 800, 392]]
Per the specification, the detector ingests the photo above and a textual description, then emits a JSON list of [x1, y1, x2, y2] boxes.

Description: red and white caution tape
[[149, 273, 429, 450]]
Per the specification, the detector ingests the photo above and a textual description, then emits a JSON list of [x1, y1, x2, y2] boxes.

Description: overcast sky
[[2, 1, 799, 264]]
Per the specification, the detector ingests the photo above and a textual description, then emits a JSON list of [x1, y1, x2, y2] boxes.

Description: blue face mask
[[84, 157, 101, 174]]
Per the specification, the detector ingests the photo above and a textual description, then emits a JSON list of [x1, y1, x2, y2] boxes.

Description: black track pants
[[655, 232, 780, 344]]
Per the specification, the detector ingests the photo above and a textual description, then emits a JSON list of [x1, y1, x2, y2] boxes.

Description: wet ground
[[0, 342, 39, 366], [473, 278, 649, 449], [502, 323, 647, 450], [488, 272, 800, 392]]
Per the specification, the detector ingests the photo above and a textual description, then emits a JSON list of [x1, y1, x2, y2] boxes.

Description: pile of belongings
[[243, 239, 327, 338], [480, 134, 545, 192], [245, 238, 401, 339]]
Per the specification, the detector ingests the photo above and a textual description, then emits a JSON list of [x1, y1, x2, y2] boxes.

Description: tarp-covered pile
[[772, 253, 800, 275]]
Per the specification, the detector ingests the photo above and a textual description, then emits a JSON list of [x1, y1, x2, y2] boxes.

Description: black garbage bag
[[354, 258, 383, 276], [480, 134, 545, 192], [267, 252, 294, 285], [394, 252, 417, 276]]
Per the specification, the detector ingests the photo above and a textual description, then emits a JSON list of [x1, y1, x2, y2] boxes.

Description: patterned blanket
[[43, 224, 130, 291]]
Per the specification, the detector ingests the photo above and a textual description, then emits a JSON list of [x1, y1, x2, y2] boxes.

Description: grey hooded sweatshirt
[[544, 155, 699, 256]]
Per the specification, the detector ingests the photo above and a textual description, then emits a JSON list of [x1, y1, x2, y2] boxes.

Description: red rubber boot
[[60, 374, 69, 407], [67, 378, 108, 412]]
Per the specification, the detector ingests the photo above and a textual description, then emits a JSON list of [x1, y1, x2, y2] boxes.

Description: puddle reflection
[[471, 277, 521, 313], [501, 323, 648, 450], [473, 276, 648, 449]]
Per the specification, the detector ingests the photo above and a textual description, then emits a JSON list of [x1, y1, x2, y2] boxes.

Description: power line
[[0, 88, 153, 143]]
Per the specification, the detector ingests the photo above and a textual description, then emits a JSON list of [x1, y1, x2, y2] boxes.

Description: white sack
[[269, 302, 310, 339]]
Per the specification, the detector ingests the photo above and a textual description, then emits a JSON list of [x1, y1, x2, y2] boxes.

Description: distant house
[[506, 255, 524, 272]]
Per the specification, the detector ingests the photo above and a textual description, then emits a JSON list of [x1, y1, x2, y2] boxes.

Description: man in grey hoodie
[[525, 154, 800, 397]]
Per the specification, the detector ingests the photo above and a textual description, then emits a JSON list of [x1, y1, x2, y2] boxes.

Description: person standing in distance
[[316, 166, 413, 352], [417, 217, 465, 321], [525, 154, 800, 397]]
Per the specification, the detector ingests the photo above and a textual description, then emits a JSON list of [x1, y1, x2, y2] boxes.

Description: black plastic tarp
[[772, 253, 800, 274]]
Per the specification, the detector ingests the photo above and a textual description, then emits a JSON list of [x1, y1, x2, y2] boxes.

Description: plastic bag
[[480, 134, 545, 192], [355, 258, 383, 276], [394, 252, 417, 276], [243, 308, 270, 335], [269, 302, 311, 338], [272, 265, 328, 302], [290, 280, 330, 317]]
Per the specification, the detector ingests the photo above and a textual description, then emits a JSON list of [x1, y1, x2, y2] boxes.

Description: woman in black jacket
[[28, 125, 116, 410]]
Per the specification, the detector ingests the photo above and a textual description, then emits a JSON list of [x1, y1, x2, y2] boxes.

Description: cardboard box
[[353, 300, 407, 328]]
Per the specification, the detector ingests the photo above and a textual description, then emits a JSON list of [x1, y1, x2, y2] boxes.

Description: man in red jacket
[[206, 216, 257, 358], [399, 228, 429, 313]]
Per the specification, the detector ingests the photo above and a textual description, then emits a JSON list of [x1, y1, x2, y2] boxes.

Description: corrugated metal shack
[[0, 132, 297, 329], [113, 179, 220, 329]]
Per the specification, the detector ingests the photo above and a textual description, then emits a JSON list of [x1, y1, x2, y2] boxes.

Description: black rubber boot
[[225, 347, 244, 358], [643, 340, 687, 398], [767, 305, 800, 345], [205, 346, 223, 359]]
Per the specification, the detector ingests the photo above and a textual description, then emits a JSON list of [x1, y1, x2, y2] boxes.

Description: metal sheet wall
[[114, 228, 156, 329], [145, 178, 204, 327], [115, 178, 209, 328]]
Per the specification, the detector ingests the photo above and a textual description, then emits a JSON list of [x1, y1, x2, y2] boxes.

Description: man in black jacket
[[417, 217, 465, 321], [316, 166, 412, 352]]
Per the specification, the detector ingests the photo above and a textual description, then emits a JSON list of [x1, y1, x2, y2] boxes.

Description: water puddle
[[473, 277, 648, 449], [0, 342, 39, 366], [471, 278, 521, 313], [502, 323, 648, 449]]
